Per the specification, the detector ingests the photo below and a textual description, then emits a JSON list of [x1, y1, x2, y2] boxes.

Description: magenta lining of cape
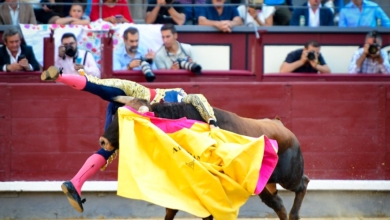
[[124, 106, 278, 194]]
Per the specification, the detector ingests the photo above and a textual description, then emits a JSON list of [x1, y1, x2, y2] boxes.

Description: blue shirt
[[339, 0, 390, 27], [113, 46, 156, 71], [198, 5, 239, 21]]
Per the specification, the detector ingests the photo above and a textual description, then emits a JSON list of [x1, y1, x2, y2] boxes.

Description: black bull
[[101, 102, 309, 220]]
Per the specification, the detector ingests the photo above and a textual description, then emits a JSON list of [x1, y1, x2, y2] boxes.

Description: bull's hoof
[[41, 66, 61, 81], [61, 181, 85, 213]]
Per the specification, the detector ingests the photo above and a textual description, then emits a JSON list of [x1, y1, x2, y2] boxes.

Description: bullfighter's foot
[[41, 66, 62, 81], [61, 181, 85, 212]]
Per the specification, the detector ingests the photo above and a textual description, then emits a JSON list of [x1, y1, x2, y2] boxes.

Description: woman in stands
[[89, 0, 134, 24]]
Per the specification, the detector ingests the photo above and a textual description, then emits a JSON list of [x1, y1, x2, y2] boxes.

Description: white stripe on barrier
[[0, 180, 389, 192]]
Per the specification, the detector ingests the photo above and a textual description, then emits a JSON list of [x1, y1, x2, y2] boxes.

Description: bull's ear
[[113, 96, 134, 104]]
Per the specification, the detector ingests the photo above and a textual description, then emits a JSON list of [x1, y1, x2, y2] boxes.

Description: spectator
[[67, 1, 90, 25], [280, 40, 331, 74], [349, 31, 390, 74], [237, 0, 275, 26], [55, 33, 101, 77], [0, 28, 40, 72], [145, 0, 186, 25], [154, 24, 193, 69], [176, 0, 206, 24], [273, 0, 292, 26], [20, 0, 77, 24], [0, 0, 37, 25], [113, 27, 156, 71], [339, 0, 390, 27], [198, 0, 243, 32], [290, 0, 334, 26], [90, 0, 134, 23]]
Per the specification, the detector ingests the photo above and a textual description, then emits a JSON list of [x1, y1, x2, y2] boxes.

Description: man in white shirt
[[289, 0, 334, 26], [0, 27, 40, 72], [154, 23, 201, 74], [349, 31, 390, 74], [55, 33, 101, 78], [237, 0, 275, 26]]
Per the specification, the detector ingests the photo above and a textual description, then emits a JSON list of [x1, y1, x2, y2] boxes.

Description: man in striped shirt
[[349, 31, 390, 74]]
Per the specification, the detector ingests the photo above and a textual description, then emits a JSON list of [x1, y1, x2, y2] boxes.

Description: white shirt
[[9, 4, 20, 25], [2, 46, 33, 71], [55, 49, 101, 78], [154, 42, 193, 69], [308, 2, 321, 27], [237, 4, 275, 26]]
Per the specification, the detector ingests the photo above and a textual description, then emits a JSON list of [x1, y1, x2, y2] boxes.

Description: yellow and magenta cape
[[117, 107, 278, 220]]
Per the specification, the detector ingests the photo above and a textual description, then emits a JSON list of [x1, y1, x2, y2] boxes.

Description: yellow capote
[[117, 107, 277, 220]]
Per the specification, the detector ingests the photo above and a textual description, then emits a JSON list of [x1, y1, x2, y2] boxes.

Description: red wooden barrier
[[0, 82, 389, 181]]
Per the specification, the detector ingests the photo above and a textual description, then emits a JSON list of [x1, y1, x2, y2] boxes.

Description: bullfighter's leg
[[41, 66, 151, 102], [61, 148, 118, 212]]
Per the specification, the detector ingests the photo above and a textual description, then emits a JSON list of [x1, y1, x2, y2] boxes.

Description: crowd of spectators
[[0, 0, 389, 75], [0, 0, 389, 27]]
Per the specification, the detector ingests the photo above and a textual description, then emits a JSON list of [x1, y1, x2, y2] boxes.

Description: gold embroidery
[[85, 75, 151, 101], [183, 94, 216, 123], [100, 149, 119, 171]]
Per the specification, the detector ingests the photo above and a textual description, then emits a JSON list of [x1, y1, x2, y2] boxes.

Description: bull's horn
[[113, 96, 135, 104]]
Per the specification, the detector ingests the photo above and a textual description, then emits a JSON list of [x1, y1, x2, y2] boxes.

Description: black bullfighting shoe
[[61, 181, 86, 213], [40, 66, 62, 81]]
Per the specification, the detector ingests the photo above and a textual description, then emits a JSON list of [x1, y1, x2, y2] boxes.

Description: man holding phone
[[0, 28, 40, 72], [55, 33, 101, 78]]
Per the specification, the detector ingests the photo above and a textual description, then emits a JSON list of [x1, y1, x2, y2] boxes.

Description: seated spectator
[[349, 31, 390, 74], [90, 0, 134, 23], [198, 0, 243, 32], [67, 1, 90, 25], [0, 0, 37, 25], [273, 0, 292, 26], [176, 0, 206, 24], [0, 28, 40, 72], [154, 24, 193, 69], [55, 33, 101, 77], [145, 0, 186, 25], [280, 40, 331, 74], [113, 27, 156, 71], [237, 0, 275, 26], [339, 0, 390, 27], [290, 0, 334, 26], [20, 0, 76, 24]]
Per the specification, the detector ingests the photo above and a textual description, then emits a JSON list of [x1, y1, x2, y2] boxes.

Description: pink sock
[[70, 154, 106, 196], [56, 74, 87, 90]]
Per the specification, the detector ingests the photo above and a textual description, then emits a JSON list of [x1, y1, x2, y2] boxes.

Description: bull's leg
[[288, 175, 310, 220], [259, 183, 288, 220], [165, 208, 179, 220]]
